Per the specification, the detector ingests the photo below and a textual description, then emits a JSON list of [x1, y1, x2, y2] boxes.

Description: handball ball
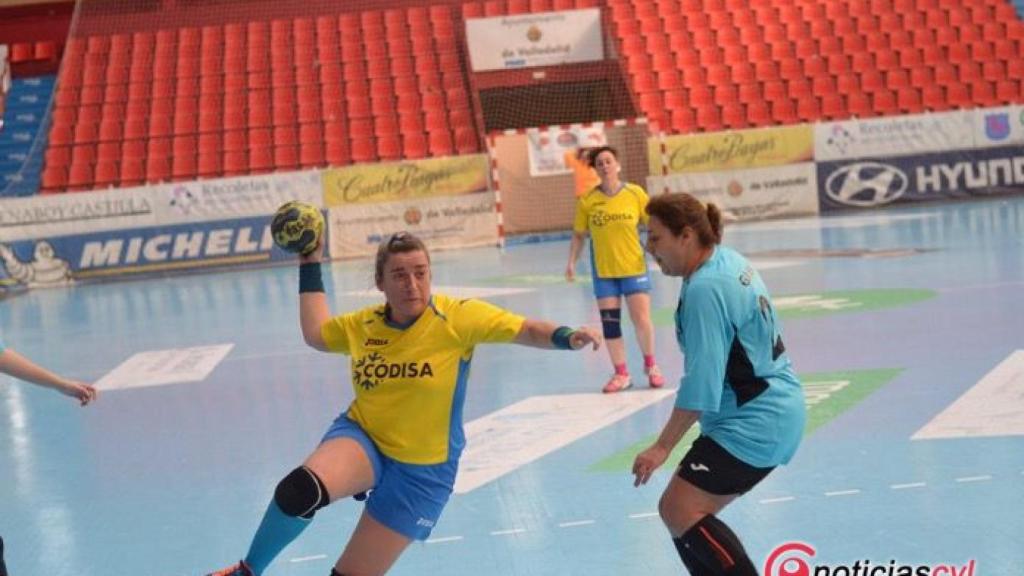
[[271, 201, 324, 255]]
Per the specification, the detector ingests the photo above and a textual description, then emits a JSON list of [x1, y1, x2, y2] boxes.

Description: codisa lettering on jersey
[[353, 352, 434, 390], [589, 211, 633, 227], [78, 226, 274, 268], [364, 338, 389, 346]]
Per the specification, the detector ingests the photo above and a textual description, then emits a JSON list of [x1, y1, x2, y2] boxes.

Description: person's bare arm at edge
[[632, 407, 702, 486]]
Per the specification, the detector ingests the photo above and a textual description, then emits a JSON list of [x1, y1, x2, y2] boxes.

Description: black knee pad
[[600, 308, 622, 339], [275, 466, 330, 519]]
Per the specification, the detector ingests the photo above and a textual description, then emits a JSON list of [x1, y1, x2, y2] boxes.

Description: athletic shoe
[[602, 373, 633, 393], [645, 365, 666, 388], [206, 561, 253, 576]]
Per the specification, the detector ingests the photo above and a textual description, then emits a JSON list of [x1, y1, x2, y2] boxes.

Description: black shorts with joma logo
[[677, 435, 774, 496]]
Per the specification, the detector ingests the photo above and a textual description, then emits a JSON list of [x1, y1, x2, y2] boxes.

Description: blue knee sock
[[243, 500, 312, 575]]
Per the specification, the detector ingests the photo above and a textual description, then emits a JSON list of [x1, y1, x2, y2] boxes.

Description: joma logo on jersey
[[364, 338, 389, 346], [353, 352, 434, 390]]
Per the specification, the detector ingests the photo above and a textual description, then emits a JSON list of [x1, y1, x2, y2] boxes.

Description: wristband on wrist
[[299, 262, 324, 293], [551, 326, 576, 350]]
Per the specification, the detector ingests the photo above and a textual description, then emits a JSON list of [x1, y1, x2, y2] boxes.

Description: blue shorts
[[592, 272, 651, 299], [321, 413, 457, 541]]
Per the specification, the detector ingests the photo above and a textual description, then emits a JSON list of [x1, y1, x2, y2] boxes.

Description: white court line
[[824, 489, 861, 497], [890, 482, 927, 490], [558, 520, 596, 528], [759, 496, 796, 504], [426, 536, 464, 544], [490, 528, 527, 536], [955, 475, 992, 483], [629, 512, 659, 519], [289, 555, 328, 563]]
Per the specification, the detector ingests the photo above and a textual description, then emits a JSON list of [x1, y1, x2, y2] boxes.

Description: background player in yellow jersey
[[565, 146, 666, 393], [208, 232, 601, 576]]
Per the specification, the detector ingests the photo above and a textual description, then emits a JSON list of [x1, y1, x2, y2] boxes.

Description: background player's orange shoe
[[602, 373, 632, 393], [206, 561, 253, 576]]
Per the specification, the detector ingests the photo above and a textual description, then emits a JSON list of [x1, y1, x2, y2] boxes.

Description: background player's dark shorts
[[1, 534, 7, 576], [677, 435, 774, 496]]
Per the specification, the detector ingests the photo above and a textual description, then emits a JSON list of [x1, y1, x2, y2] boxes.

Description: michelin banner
[[0, 215, 300, 289], [817, 145, 1024, 211], [648, 163, 820, 221]]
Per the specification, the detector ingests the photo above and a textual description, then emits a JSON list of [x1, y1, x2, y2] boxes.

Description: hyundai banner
[[817, 145, 1024, 211]]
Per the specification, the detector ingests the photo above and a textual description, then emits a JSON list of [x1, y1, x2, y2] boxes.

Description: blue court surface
[[2, 197, 1022, 576]]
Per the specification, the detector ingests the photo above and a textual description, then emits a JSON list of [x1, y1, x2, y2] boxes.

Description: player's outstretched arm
[[514, 319, 602, 351], [298, 240, 330, 351], [0, 349, 98, 406], [632, 408, 700, 486]]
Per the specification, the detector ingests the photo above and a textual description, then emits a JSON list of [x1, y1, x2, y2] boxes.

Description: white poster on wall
[[327, 192, 498, 259], [526, 123, 607, 176], [152, 171, 322, 225], [972, 105, 1024, 149], [465, 9, 604, 71], [815, 110, 976, 161], [0, 185, 157, 242], [648, 162, 820, 221]]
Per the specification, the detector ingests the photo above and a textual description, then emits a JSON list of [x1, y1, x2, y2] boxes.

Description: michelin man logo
[[0, 241, 74, 288]]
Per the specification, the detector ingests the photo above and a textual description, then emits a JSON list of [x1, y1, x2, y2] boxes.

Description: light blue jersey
[[674, 246, 805, 468]]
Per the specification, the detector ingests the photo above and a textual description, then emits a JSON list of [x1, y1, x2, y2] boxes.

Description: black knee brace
[[600, 308, 622, 339], [275, 466, 330, 519]]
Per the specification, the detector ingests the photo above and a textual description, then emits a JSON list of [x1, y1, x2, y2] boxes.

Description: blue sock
[[242, 499, 312, 575]]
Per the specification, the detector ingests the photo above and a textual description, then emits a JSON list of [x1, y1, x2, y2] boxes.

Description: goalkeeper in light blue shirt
[[632, 192, 805, 576]]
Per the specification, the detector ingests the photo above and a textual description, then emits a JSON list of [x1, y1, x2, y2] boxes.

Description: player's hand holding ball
[[271, 201, 324, 259]]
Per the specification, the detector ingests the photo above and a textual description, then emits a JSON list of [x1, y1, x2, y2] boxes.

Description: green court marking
[[589, 368, 902, 472], [479, 274, 591, 286], [653, 289, 936, 325]]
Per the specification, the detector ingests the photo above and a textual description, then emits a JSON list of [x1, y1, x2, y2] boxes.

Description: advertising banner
[[817, 145, 1024, 211], [815, 110, 975, 161], [0, 185, 156, 242], [151, 170, 322, 225], [652, 124, 813, 175], [0, 215, 297, 289], [648, 163, 820, 221], [322, 155, 490, 206], [972, 105, 1024, 149], [465, 9, 603, 71], [327, 192, 498, 259], [525, 124, 607, 176]]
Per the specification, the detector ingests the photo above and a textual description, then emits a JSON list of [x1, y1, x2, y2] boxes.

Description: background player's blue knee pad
[[600, 308, 622, 339]]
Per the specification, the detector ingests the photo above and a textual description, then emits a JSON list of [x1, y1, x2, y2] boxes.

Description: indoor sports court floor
[[2, 196, 1022, 576]]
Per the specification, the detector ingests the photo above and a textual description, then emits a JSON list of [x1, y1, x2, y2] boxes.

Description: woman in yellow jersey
[[208, 232, 602, 576], [566, 146, 666, 393]]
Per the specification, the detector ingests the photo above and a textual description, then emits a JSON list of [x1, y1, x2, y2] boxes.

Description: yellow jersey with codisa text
[[320, 294, 525, 465], [572, 183, 650, 278]]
